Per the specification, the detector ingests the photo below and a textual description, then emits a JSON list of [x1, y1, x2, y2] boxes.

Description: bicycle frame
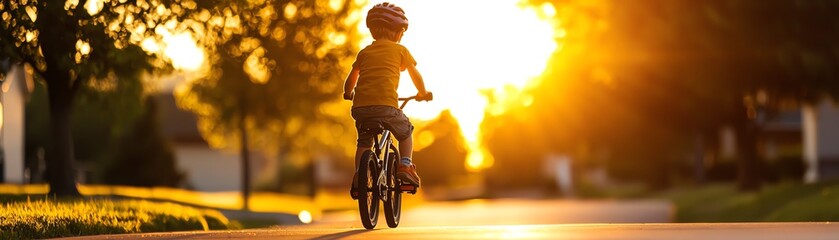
[[368, 97, 417, 201], [355, 95, 428, 229], [372, 130, 393, 201]]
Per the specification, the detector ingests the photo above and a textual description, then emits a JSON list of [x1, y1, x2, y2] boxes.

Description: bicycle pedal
[[350, 188, 360, 200], [400, 184, 418, 194]]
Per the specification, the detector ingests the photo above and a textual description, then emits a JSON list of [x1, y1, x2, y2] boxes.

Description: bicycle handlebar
[[398, 92, 433, 101], [345, 92, 433, 102], [398, 92, 433, 109]]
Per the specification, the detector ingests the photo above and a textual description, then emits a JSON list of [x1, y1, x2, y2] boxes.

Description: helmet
[[366, 2, 408, 31]]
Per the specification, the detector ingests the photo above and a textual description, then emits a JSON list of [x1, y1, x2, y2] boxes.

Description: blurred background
[[1, 0, 839, 223]]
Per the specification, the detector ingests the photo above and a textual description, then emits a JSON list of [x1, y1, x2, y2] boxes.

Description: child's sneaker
[[396, 163, 421, 187]]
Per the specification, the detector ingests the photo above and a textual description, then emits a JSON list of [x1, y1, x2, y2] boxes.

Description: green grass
[[664, 180, 839, 222], [0, 184, 330, 219], [0, 197, 240, 239]]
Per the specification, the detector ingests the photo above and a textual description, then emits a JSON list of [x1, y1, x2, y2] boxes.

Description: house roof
[[764, 110, 802, 132], [155, 93, 207, 144]]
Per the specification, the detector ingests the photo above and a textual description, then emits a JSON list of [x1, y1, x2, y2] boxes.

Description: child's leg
[[355, 147, 365, 170], [398, 133, 413, 160], [392, 118, 420, 186], [396, 135, 421, 186]]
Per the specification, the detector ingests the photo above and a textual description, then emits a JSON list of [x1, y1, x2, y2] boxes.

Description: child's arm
[[406, 64, 430, 100], [343, 67, 360, 100]]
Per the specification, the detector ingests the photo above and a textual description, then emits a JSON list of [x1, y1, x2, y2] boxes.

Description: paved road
[[313, 198, 672, 227], [81, 222, 839, 240], [69, 199, 839, 239]]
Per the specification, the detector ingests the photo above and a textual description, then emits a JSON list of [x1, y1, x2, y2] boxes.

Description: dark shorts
[[351, 105, 414, 148]]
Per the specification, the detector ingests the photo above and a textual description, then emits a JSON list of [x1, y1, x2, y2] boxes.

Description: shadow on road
[[310, 229, 373, 240]]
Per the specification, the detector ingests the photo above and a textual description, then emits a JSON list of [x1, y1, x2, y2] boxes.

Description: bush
[[0, 198, 237, 239]]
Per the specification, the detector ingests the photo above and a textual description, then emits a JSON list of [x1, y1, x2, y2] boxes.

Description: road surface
[[67, 198, 839, 239]]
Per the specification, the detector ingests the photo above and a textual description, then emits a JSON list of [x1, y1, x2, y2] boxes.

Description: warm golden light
[[140, 30, 204, 72], [84, 0, 103, 16], [76, 40, 91, 55], [164, 33, 204, 71], [298, 210, 313, 224], [0, 102, 4, 130], [358, 0, 559, 171]]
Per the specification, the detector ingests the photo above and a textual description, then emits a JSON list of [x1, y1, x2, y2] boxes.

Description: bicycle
[[352, 94, 432, 229]]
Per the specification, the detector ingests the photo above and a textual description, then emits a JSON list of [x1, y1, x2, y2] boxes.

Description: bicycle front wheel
[[357, 150, 379, 229]]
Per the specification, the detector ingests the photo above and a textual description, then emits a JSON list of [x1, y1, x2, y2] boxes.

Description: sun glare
[[141, 29, 204, 72], [162, 32, 205, 71], [358, 0, 559, 171]]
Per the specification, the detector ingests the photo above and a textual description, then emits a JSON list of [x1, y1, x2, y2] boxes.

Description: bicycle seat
[[359, 120, 385, 135]]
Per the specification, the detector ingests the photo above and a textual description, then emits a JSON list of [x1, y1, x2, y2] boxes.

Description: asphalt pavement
[[64, 198, 839, 239]]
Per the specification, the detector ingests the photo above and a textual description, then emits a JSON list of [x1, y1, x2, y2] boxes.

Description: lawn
[[664, 180, 839, 222], [0, 184, 428, 237], [0, 184, 333, 239], [0, 198, 238, 239], [0, 184, 426, 217], [0, 184, 328, 219]]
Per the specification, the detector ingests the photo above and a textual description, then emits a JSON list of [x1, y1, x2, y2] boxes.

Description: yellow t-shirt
[[351, 40, 417, 109]]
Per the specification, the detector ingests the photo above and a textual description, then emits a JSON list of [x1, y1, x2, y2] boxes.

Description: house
[[1, 63, 33, 184], [155, 93, 270, 192], [803, 98, 839, 183], [155, 91, 349, 193], [716, 97, 839, 183]]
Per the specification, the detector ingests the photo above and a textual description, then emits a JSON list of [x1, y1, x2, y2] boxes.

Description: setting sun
[[358, 0, 560, 171], [140, 30, 205, 72]]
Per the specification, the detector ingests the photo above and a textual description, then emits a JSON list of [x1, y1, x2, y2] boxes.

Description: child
[[343, 2, 431, 197]]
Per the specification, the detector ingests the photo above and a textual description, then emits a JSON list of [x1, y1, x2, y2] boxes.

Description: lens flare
[[298, 210, 313, 224], [358, 0, 558, 171]]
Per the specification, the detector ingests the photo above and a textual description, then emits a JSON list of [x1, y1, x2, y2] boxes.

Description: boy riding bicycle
[[343, 2, 431, 197]]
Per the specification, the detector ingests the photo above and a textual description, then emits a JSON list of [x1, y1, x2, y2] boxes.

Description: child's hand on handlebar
[[343, 91, 354, 101], [416, 91, 433, 101]]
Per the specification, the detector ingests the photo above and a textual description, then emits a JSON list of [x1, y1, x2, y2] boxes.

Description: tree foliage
[[485, 0, 839, 190], [175, 0, 361, 189], [105, 96, 182, 187], [3, 0, 362, 196], [1, 0, 199, 195], [412, 111, 469, 187]]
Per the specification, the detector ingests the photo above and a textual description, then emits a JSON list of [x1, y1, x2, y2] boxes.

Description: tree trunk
[[45, 76, 81, 196], [693, 133, 706, 185], [38, 0, 81, 197], [735, 102, 761, 191], [239, 111, 251, 210], [308, 160, 317, 198]]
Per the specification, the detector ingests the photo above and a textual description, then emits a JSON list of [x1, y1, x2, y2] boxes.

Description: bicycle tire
[[357, 150, 379, 229], [383, 145, 402, 228]]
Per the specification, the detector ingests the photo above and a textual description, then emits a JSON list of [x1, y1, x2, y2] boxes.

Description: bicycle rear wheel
[[357, 150, 379, 229], [383, 145, 402, 228]]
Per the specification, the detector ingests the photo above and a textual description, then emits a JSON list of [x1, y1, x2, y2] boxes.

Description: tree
[[24, 69, 151, 185], [105, 96, 182, 187], [589, 0, 839, 190], [519, 0, 839, 190], [174, 0, 361, 208], [412, 111, 469, 187], [1, 0, 193, 195]]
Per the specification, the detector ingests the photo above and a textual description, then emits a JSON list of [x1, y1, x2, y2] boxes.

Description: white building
[[1, 63, 33, 184], [713, 98, 839, 183], [156, 93, 251, 191], [803, 98, 839, 183]]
